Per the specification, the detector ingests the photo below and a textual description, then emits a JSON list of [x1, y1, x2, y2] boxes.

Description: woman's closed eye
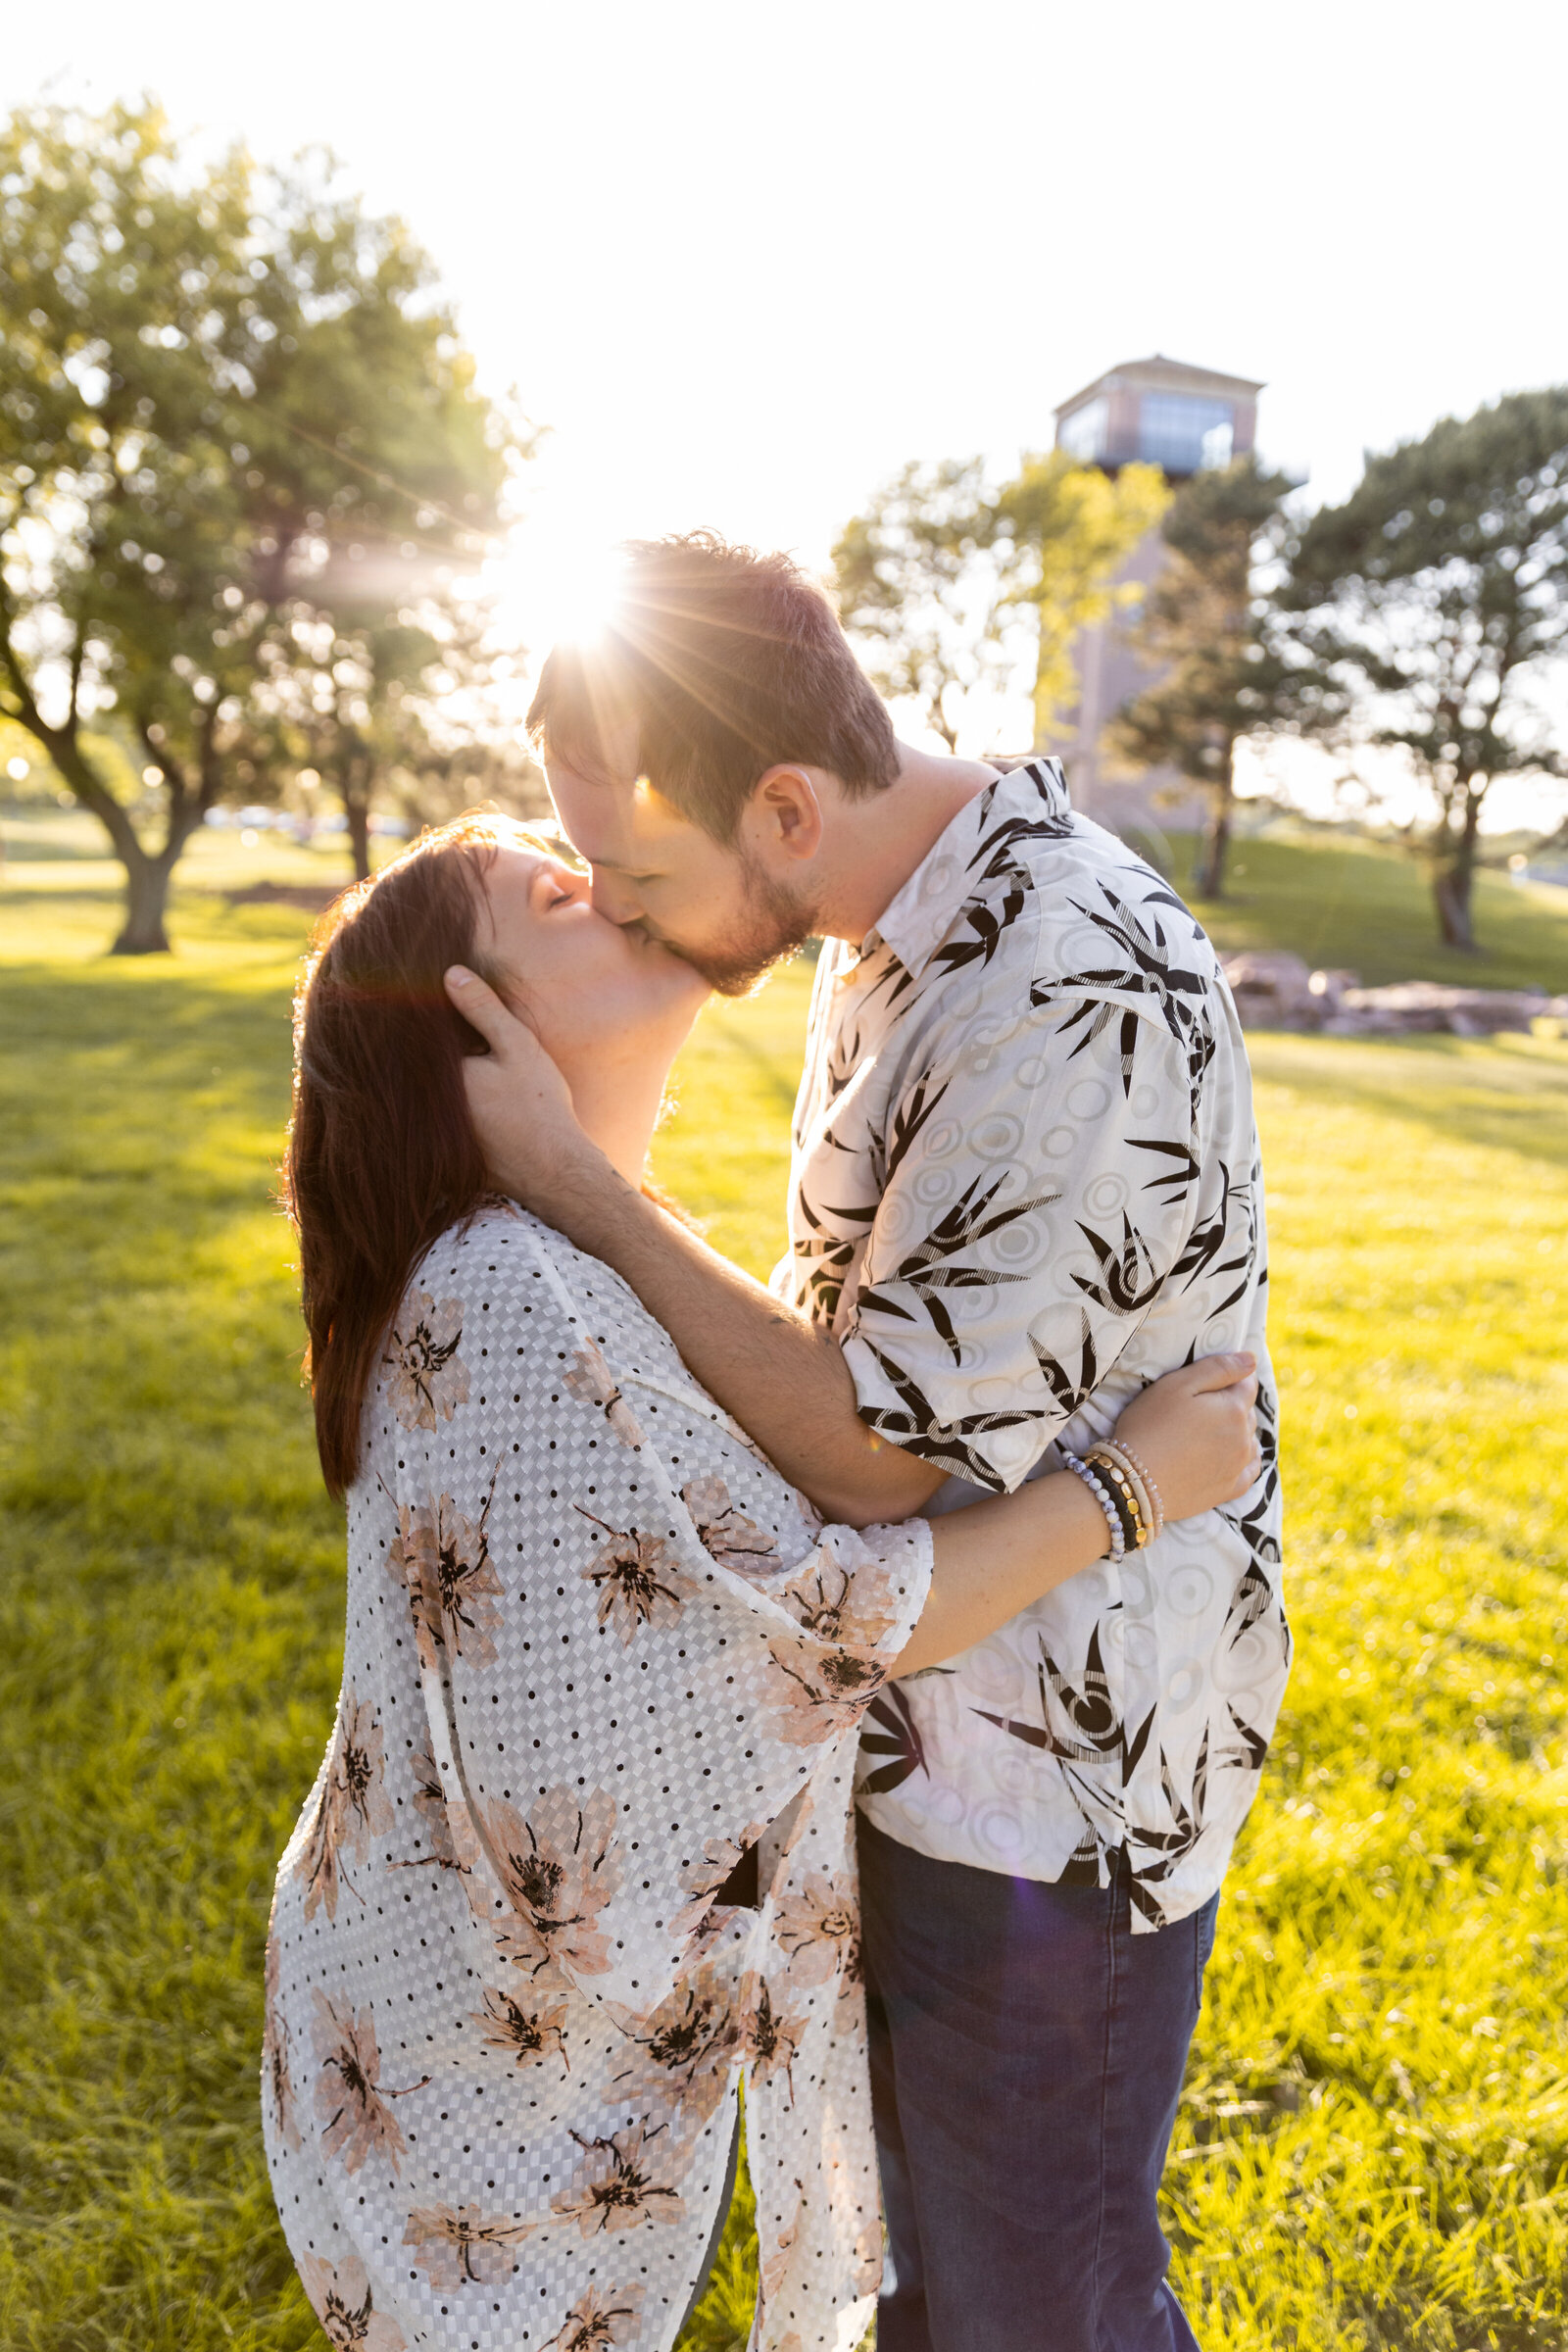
[[530, 860, 583, 914]]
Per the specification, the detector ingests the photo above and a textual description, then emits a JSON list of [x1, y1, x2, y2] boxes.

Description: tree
[[1106, 458, 1297, 898], [0, 101, 522, 949], [1280, 390, 1568, 950], [989, 450, 1169, 748], [831, 459, 999, 751], [262, 597, 543, 871], [226, 163, 523, 883]]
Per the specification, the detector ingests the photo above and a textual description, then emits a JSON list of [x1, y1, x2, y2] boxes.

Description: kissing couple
[[264, 531, 1288, 2352]]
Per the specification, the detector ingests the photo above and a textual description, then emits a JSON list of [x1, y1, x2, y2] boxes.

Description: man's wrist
[[497, 1130, 621, 1237]]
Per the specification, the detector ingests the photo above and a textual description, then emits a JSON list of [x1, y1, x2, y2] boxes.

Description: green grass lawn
[[1174, 827, 1568, 994], [4, 862, 1568, 2350], [7, 801, 1568, 994]]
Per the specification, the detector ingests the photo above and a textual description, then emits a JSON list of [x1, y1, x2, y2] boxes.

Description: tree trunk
[[1432, 861, 1477, 951], [111, 848, 176, 954], [20, 724, 182, 953], [345, 793, 371, 883], [338, 739, 375, 882], [1191, 752, 1237, 899], [1192, 796, 1232, 898], [1431, 795, 1482, 952]]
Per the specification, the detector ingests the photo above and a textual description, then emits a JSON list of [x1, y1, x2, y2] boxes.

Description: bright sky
[[6, 0, 1567, 815]]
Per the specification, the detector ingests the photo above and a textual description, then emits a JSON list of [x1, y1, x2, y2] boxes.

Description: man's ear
[[749, 763, 826, 865]]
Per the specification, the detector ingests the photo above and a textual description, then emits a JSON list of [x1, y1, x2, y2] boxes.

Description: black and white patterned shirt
[[772, 759, 1289, 1931]]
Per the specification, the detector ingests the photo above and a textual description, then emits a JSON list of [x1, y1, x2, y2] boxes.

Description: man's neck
[[814, 742, 998, 945]]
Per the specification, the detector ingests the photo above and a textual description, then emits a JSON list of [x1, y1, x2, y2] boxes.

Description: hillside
[[1169, 828, 1568, 995]]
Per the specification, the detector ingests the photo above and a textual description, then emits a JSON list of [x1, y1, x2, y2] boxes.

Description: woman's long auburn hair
[[283, 808, 528, 1499]]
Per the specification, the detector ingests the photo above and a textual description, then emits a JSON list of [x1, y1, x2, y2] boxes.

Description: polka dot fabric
[[263, 1204, 931, 2352]]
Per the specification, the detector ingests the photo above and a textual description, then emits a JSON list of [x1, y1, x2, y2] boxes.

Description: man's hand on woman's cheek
[[444, 966, 600, 1203]]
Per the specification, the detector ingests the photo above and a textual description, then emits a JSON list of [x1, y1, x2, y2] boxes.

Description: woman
[[264, 811, 1258, 2352]]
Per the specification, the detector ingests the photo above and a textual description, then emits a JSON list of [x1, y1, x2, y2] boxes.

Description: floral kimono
[[263, 1202, 931, 2352]]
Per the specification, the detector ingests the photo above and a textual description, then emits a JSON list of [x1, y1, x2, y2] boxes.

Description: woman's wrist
[[1058, 1452, 1124, 1560]]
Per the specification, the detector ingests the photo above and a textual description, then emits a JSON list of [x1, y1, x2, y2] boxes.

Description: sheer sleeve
[[379, 1203, 932, 2028]]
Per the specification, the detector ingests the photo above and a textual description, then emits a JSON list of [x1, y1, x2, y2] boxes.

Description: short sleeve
[[840, 992, 1201, 1493]]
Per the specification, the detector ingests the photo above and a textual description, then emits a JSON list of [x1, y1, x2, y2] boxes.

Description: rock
[[1341, 983, 1545, 1036], [1221, 957, 1553, 1038], [225, 881, 344, 911], [1221, 952, 1315, 1022], [1307, 968, 1360, 1009]]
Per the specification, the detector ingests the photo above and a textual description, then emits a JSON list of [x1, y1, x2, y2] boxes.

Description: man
[[446, 532, 1288, 2350]]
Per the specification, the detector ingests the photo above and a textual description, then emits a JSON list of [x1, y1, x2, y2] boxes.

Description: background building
[[1054, 354, 1263, 839]]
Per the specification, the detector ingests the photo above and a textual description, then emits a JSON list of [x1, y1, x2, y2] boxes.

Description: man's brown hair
[[525, 530, 900, 843]]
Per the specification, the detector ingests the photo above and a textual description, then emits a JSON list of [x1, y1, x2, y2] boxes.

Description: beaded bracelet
[[1098, 1437, 1165, 1543], [1086, 1446, 1149, 1549], [1059, 1450, 1126, 1560]]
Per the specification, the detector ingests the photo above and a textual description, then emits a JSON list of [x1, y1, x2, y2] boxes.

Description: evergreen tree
[[1109, 458, 1296, 898], [1281, 390, 1568, 950]]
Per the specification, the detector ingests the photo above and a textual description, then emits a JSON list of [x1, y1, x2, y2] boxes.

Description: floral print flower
[[762, 1636, 885, 1746], [477, 1785, 621, 1981], [668, 1821, 768, 1940], [736, 1975, 808, 2106], [781, 1547, 898, 1651], [263, 1929, 300, 2151], [298, 1688, 396, 1922], [563, 1340, 645, 1449], [680, 1475, 780, 1573], [385, 1290, 469, 1431], [298, 2252, 407, 2351], [402, 2202, 532, 2289], [312, 1989, 427, 2176], [759, 2180, 802, 2301], [387, 1489, 503, 1670], [544, 2283, 645, 2350], [774, 1872, 860, 1991], [407, 1744, 460, 1869], [551, 2123, 686, 2237], [473, 1983, 569, 2074], [390, 1742, 492, 1900], [574, 1506, 697, 1643], [607, 1965, 736, 2125]]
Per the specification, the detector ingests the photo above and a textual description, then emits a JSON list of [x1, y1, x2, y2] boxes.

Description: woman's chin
[[652, 938, 714, 1007]]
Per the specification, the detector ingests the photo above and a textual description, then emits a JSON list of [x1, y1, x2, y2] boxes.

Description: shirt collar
[[863, 757, 1071, 980]]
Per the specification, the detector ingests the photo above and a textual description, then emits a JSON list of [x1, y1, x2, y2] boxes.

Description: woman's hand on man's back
[[1115, 1353, 1262, 1523]]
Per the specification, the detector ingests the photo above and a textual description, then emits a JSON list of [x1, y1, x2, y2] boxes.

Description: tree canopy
[[0, 99, 528, 948], [1109, 457, 1296, 896], [831, 458, 999, 751], [1280, 388, 1568, 948], [832, 449, 1167, 760], [990, 450, 1169, 748]]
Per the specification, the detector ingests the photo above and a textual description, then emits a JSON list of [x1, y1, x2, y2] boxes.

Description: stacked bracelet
[[1091, 1430, 1165, 1543], [1086, 1445, 1150, 1549], [1105, 1438, 1165, 1543], [1059, 1450, 1127, 1560]]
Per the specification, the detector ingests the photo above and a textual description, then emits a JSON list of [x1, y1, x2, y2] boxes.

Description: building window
[[1058, 397, 1107, 463], [1138, 394, 1235, 474]]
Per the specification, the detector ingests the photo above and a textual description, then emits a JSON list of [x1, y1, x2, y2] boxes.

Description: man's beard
[[668, 854, 819, 998]]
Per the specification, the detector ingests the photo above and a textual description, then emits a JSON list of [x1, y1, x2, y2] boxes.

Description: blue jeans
[[858, 1817, 1218, 2352]]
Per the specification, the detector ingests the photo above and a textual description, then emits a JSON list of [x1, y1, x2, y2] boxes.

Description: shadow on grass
[[1248, 1032, 1568, 1175]]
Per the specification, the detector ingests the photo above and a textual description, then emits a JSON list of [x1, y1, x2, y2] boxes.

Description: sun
[[519, 538, 629, 651]]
